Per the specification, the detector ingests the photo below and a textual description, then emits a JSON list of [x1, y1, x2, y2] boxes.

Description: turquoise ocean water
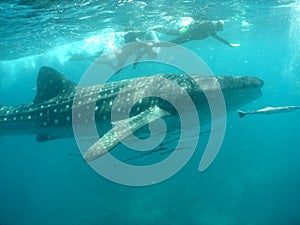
[[1, 0, 300, 224]]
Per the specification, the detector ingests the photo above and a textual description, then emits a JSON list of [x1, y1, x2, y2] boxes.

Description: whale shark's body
[[0, 67, 263, 161]]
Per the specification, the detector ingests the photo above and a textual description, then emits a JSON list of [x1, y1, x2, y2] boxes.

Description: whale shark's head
[[191, 75, 263, 111], [216, 75, 263, 110]]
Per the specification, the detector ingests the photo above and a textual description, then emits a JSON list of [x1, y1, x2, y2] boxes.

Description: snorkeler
[[124, 19, 240, 47], [156, 19, 240, 47]]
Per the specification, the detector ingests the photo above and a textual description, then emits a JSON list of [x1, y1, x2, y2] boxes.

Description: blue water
[[1, 0, 300, 224]]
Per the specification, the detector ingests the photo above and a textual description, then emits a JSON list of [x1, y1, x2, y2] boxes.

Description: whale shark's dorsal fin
[[34, 66, 76, 104]]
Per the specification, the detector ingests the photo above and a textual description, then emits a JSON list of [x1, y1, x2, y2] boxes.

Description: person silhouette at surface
[[124, 19, 240, 47], [157, 19, 240, 47]]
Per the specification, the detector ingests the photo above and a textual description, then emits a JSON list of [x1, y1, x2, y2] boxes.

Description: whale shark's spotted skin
[[0, 67, 263, 160]]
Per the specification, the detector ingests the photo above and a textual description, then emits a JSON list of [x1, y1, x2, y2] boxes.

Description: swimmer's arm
[[211, 33, 240, 47]]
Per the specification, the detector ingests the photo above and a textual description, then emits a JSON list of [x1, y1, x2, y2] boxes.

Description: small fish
[[238, 106, 300, 118]]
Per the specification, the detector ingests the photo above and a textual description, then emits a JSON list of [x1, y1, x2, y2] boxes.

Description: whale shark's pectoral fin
[[84, 105, 170, 161]]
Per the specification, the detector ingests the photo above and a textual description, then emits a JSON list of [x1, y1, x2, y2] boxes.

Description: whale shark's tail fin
[[237, 110, 247, 118]]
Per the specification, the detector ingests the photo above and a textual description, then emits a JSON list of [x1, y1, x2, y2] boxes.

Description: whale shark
[[0, 67, 263, 161]]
